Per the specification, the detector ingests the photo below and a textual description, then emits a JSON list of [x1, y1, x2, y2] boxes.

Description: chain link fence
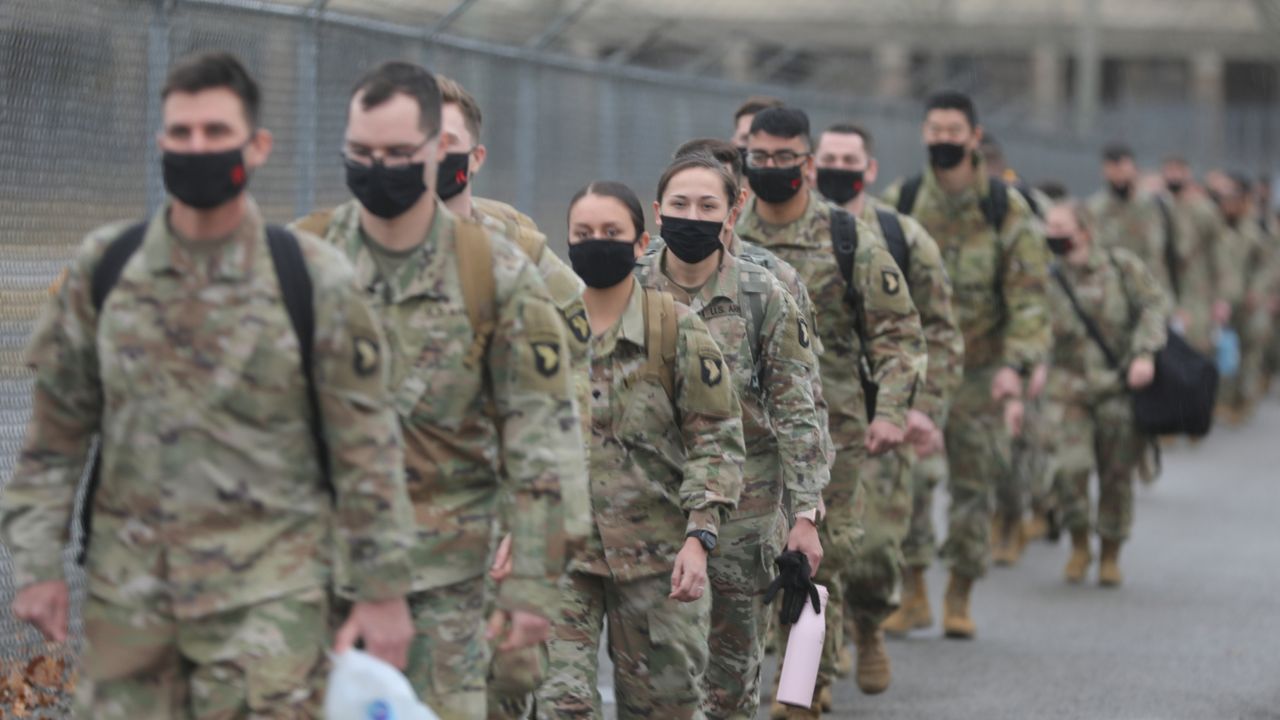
[[1, 0, 1277, 714]]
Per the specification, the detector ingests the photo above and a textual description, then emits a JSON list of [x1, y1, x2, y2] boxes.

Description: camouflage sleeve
[[310, 254, 415, 603], [1, 228, 117, 587], [1113, 250, 1171, 359], [999, 196, 1053, 371], [757, 282, 827, 515], [674, 307, 745, 538], [853, 219, 926, 429], [489, 260, 579, 617], [1198, 202, 1230, 302], [902, 215, 963, 422], [1214, 230, 1246, 307], [780, 272, 833, 467]]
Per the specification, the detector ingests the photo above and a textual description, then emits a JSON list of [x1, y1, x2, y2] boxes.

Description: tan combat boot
[[1098, 539, 1124, 587], [1064, 528, 1092, 584], [883, 567, 932, 635], [854, 619, 891, 694], [782, 682, 826, 720], [818, 683, 833, 712], [836, 613, 854, 677], [1024, 512, 1049, 542], [942, 573, 976, 639], [992, 516, 1025, 566]]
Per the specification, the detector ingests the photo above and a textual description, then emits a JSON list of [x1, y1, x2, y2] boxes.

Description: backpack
[[77, 221, 324, 564], [895, 174, 1011, 236], [640, 286, 680, 402], [295, 207, 499, 370], [1050, 249, 1218, 437], [873, 207, 911, 274], [828, 209, 879, 421]]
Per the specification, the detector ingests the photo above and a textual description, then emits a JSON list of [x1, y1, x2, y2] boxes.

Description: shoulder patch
[[532, 340, 561, 377], [798, 317, 811, 349], [881, 268, 902, 296], [353, 336, 380, 377], [567, 308, 591, 344], [700, 354, 724, 387]]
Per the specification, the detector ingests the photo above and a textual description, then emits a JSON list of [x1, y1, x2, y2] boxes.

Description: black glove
[[763, 550, 821, 625]]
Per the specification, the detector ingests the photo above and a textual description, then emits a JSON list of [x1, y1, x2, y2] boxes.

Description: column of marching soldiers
[[2, 51, 1278, 720]]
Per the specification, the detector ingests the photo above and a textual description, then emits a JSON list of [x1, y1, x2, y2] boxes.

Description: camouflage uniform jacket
[[882, 162, 1051, 374], [304, 200, 576, 616], [1087, 190, 1176, 300], [1168, 192, 1228, 308], [860, 198, 964, 423], [1, 200, 413, 619], [470, 197, 592, 549], [736, 190, 925, 449], [1048, 246, 1170, 405], [635, 246, 827, 518], [573, 282, 744, 582]]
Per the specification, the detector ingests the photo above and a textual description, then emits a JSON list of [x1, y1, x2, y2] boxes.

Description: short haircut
[[436, 74, 483, 143], [569, 181, 645, 239], [1101, 143, 1134, 162], [822, 123, 874, 155], [674, 138, 743, 180], [1228, 171, 1252, 195], [925, 90, 978, 128], [1037, 181, 1070, 201], [656, 152, 739, 206], [350, 61, 442, 137], [162, 51, 261, 127], [749, 106, 812, 149], [1162, 154, 1189, 168], [734, 95, 784, 124]]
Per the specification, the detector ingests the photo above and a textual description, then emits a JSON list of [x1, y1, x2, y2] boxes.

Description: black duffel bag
[[1052, 259, 1218, 438]]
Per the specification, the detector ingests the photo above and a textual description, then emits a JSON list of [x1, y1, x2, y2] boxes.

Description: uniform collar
[[606, 280, 648, 351], [740, 189, 828, 247], [648, 246, 738, 313], [336, 198, 456, 303], [143, 197, 264, 281], [922, 150, 989, 205]]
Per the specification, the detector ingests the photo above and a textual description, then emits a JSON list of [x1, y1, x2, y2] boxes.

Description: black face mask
[[436, 152, 471, 201], [1109, 181, 1132, 200], [1046, 235, 1073, 256], [345, 159, 428, 219], [1166, 180, 1186, 195], [927, 142, 968, 170], [569, 239, 637, 289], [747, 165, 805, 204], [163, 146, 250, 210], [816, 168, 865, 205], [661, 215, 724, 264]]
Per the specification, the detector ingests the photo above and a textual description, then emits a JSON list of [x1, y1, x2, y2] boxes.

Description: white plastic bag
[[324, 649, 439, 720]]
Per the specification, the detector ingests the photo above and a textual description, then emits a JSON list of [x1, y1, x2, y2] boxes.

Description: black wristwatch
[[687, 530, 717, 553]]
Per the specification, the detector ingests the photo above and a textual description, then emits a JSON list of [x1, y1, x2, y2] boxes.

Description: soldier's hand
[[490, 534, 514, 582], [669, 538, 709, 603], [1027, 363, 1050, 401], [905, 410, 943, 457], [865, 418, 905, 456], [12, 580, 69, 643], [786, 518, 823, 576], [1127, 356, 1156, 390], [334, 597, 414, 670], [486, 609, 551, 652], [1004, 399, 1025, 438], [991, 367, 1023, 402]]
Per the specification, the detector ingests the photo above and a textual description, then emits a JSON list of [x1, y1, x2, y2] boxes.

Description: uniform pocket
[[245, 640, 325, 711]]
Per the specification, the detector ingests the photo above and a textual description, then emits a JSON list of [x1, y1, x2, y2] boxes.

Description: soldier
[[289, 61, 578, 718], [736, 106, 926, 718], [882, 90, 1051, 639], [1160, 155, 1228, 355], [1089, 145, 1178, 301], [1042, 200, 1169, 586], [811, 123, 963, 657], [731, 96, 784, 185], [537, 181, 745, 720], [637, 153, 828, 720], [2, 52, 416, 718]]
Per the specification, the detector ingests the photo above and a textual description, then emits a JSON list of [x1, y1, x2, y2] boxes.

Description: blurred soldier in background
[[1160, 155, 1228, 355]]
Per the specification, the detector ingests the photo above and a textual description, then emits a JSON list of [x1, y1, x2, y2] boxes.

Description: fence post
[[145, 0, 172, 213], [295, 15, 319, 218]]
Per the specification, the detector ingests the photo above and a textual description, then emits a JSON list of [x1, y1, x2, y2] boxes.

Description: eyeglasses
[[747, 150, 810, 168], [341, 138, 429, 169]]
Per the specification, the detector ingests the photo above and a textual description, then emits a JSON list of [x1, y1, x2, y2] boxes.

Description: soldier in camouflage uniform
[[1089, 145, 1177, 299], [882, 91, 1050, 639], [736, 107, 926, 719], [537, 181, 745, 720], [810, 124, 963, 665], [637, 154, 828, 720], [1160, 157, 1228, 355], [290, 62, 579, 719], [429, 76, 593, 720], [1042, 200, 1169, 586], [1, 53, 417, 719]]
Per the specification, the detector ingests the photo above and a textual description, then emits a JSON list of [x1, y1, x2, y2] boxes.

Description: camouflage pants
[[406, 579, 490, 720], [75, 588, 327, 719], [537, 571, 712, 720], [842, 447, 911, 627], [1016, 397, 1055, 517], [702, 511, 786, 720], [809, 446, 865, 686], [940, 368, 1012, 579], [1221, 308, 1272, 412], [901, 452, 948, 570], [1047, 395, 1146, 542]]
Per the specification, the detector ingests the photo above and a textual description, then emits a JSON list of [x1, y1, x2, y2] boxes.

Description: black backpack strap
[[265, 225, 332, 498], [1153, 196, 1181, 300], [982, 178, 1010, 235], [1014, 181, 1043, 219], [896, 175, 923, 217], [874, 208, 911, 274], [830, 209, 878, 420], [1050, 263, 1121, 371]]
